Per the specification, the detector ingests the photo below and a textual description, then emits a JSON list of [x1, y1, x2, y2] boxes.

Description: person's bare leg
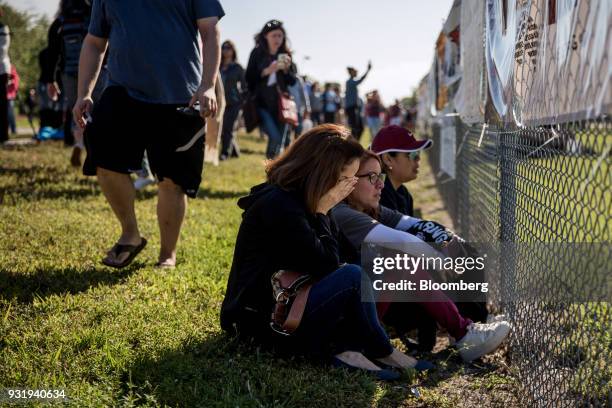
[[97, 167, 142, 264], [157, 178, 186, 266]]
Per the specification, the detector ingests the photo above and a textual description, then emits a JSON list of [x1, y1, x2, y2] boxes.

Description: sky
[[7, 0, 454, 102]]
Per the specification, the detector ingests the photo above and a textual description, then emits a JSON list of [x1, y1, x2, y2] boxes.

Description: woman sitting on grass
[[220, 124, 433, 380], [371, 125, 491, 326], [331, 150, 511, 362]]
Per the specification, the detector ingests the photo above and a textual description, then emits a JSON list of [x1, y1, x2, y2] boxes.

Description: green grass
[[0, 134, 518, 407]]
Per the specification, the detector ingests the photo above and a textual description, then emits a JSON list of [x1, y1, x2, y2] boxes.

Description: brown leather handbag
[[277, 87, 299, 127], [270, 270, 313, 335]]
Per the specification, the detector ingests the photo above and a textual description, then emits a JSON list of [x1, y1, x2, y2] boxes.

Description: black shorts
[[83, 86, 205, 198]]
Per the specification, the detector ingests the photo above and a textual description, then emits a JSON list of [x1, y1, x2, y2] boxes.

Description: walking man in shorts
[[73, 0, 224, 268]]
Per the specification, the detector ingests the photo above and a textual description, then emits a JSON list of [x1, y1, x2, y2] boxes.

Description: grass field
[[0, 132, 518, 407]]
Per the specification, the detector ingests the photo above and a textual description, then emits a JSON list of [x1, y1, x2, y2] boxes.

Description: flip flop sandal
[[154, 260, 176, 269], [102, 237, 147, 269]]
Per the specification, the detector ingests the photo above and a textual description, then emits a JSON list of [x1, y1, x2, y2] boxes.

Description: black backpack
[[59, 8, 90, 75]]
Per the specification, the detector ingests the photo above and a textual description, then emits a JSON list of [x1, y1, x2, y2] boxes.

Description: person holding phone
[[72, 0, 224, 269], [221, 124, 434, 379], [245, 19, 297, 159]]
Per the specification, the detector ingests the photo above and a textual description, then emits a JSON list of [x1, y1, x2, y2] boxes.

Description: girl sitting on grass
[[220, 124, 433, 380], [331, 150, 510, 362]]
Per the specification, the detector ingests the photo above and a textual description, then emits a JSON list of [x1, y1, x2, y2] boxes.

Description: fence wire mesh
[[425, 118, 611, 407]]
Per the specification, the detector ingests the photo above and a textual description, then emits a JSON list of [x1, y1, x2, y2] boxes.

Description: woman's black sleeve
[[245, 49, 260, 93], [283, 62, 297, 86], [274, 208, 340, 277]]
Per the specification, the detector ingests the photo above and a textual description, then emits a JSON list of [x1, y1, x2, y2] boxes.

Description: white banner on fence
[[513, 0, 611, 125], [485, 0, 610, 124], [454, 0, 486, 124], [440, 126, 456, 178]]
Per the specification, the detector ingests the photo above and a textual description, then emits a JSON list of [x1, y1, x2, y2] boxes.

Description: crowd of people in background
[[2, 6, 418, 165]]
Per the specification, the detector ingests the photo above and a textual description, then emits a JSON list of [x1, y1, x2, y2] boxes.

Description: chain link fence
[[423, 117, 611, 407], [416, 0, 610, 404]]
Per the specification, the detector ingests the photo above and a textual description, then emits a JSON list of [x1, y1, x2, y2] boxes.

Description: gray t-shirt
[[89, 0, 224, 104], [331, 202, 403, 250]]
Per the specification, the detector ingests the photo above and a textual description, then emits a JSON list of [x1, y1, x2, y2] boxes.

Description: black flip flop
[[102, 237, 147, 269]]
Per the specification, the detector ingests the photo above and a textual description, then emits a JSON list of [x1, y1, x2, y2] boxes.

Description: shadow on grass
[[134, 187, 249, 201], [0, 263, 143, 303], [237, 147, 264, 156], [0, 185, 101, 204], [121, 333, 405, 407], [0, 164, 101, 204]]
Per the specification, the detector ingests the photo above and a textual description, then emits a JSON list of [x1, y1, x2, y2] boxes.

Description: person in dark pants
[[345, 62, 371, 140], [219, 40, 246, 161], [0, 19, 10, 143], [73, 0, 224, 269], [221, 124, 433, 378], [43, 0, 92, 162], [245, 19, 297, 159]]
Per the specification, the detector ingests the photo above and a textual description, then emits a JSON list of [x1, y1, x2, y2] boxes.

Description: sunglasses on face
[[222, 45, 233, 50], [356, 172, 386, 185], [266, 20, 282, 29], [402, 151, 420, 160]]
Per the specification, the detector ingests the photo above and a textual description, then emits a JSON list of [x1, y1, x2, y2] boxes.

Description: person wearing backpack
[[43, 0, 92, 165]]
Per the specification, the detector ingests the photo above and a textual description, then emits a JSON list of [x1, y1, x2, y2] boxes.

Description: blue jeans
[[366, 116, 382, 140], [221, 103, 241, 157], [7, 100, 16, 134], [294, 264, 393, 358], [257, 108, 285, 159]]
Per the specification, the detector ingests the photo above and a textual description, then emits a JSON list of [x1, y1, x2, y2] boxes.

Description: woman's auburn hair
[[345, 150, 383, 220], [266, 124, 364, 214]]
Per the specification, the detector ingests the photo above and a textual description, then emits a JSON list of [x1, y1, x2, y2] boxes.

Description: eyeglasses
[[356, 172, 386, 185], [222, 45, 233, 50], [403, 151, 420, 160]]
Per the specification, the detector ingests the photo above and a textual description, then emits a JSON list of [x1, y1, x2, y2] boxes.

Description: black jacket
[[245, 46, 297, 115], [220, 62, 246, 106], [380, 177, 414, 216], [220, 183, 340, 335]]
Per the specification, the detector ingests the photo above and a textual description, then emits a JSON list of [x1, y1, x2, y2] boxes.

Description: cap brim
[[373, 139, 433, 155]]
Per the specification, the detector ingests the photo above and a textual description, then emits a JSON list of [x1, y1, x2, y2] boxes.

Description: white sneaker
[[486, 314, 507, 324], [134, 176, 156, 190], [456, 321, 511, 362]]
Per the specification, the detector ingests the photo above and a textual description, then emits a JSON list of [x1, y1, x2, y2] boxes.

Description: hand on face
[[317, 177, 358, 215], [316, 159, 360, 214]]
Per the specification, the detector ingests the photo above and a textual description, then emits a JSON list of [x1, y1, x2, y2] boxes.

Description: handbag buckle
[[275, 289, 292, 304]]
